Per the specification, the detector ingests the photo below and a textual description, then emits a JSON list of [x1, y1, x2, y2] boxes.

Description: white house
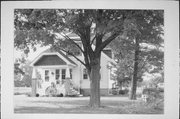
[[30, 34, 116, 97]]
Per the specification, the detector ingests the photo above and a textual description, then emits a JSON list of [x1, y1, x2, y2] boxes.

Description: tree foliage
[[109, 10, 164, 99], [14, 57, 33, 87]]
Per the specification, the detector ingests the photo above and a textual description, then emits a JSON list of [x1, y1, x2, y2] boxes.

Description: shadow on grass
[[15, 105, 128, 114]]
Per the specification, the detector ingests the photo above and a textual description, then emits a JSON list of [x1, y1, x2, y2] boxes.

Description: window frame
[[61, 69, 66, 79], [45, 70, 50, 82], [55, 69, 60, 80], [83, 68, 88, 79]]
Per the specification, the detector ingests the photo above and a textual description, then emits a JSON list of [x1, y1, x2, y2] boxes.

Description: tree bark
[[129, 38, 140, 100], [89, 57, 101, 108]]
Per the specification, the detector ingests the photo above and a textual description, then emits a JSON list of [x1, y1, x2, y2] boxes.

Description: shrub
[[143, 88, 159, 99], [157, 87, 164, 92], [14, 75, 32, 87], [119, 89, 129, 95], [14, 92, 21, 95], [124, 89, 129, 94], [14, 80, 26, 87], [142, 87, 164, 109], [36, 93, 39, 97], [112, 88, 118, 95], [119, 90, 125, 95], [57, 93, 64, 97]]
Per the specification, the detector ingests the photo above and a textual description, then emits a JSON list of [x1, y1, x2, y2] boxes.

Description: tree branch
[[90, 35, 96, 46], [79, 27, 94, 60], [61, 33, 84, 53], [95, 33, 120, 53], [83, 50, 90, 69], [56, 47, 86, 67]]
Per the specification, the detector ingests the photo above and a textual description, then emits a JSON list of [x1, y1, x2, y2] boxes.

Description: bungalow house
[[30, 33, 116, 97]]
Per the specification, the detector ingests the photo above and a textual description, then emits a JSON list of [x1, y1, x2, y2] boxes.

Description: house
[[30, 34, 116, 97]]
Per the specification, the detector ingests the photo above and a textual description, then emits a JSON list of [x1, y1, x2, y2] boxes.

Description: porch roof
[[44, 49, 76, 65], [30, 48, 77, 67]]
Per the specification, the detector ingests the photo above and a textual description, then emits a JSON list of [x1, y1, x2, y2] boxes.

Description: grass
[[13, 87, 164, 114], [14, 95, 163, 114]]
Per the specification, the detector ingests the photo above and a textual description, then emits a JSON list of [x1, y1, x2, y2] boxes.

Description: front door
[[42, 69, 55, 87]]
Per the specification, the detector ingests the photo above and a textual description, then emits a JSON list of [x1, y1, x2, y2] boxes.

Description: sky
[[14, 45, 50, 62]]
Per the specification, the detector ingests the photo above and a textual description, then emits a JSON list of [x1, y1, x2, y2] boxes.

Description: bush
[[119, 90, 125, 95], [142, 87, 164, 109], [22, 75, 32, 87], [14, 75, 32, 87], [112, 88, 118, 95], [14, 80, 26, 87], [57, 93, 64, 97], [157, 87, 164, 92], [142, 88, 160, 99], [119, 89, 129, 95], [36, 93, 39, 97]]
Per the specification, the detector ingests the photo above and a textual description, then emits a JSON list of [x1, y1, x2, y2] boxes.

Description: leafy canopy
[[14, 9, 137, 54], [109, 10, 164, 83]]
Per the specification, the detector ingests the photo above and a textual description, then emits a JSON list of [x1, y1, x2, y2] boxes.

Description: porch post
[[65, 67, 70, 79], [32, 68, 37, 97]]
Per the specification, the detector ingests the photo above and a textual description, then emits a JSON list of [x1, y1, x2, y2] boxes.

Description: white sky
[[14, 45, 50, 62]]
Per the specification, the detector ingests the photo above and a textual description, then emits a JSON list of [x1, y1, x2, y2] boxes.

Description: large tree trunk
[[129, 38, 140, 100], [89, 57, 101, 108]]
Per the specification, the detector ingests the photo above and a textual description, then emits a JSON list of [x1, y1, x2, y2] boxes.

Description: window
[[83, 68, 88, 79], [45, 70, 49, 82], [61, 69, 66, 79], [55, 69, 60, 80]]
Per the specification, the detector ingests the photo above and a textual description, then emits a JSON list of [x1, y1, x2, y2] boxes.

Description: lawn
[[14, 95, 163, 114]]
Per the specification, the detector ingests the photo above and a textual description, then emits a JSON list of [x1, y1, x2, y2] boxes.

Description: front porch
[[30, 49, 79, 97], [31, 66, 80, 97]]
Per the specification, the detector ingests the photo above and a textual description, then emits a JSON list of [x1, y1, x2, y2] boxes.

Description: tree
[[14, 59, 25, 76], [109, 10, 164, 100], [14, 56, 33, 87], [15, 9, 138, 108]]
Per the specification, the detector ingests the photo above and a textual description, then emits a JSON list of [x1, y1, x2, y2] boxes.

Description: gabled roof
[[30, 48, 77, 67], [43, 49, 76, 65], [31, 31, 116, 66], [34, 55, 67, 66]]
